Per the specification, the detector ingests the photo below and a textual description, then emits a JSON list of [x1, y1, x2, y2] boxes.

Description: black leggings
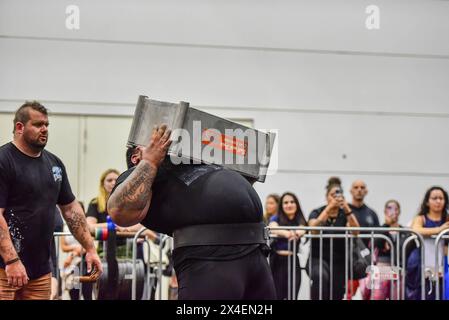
[[309, 258, 346, 300], [270, 253, 301, 300], [176, 248, 276, 300]]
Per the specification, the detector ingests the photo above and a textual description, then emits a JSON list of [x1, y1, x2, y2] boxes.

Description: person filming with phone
[[308, 177, 360, 300]]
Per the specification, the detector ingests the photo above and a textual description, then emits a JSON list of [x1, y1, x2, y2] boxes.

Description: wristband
[[345, 211, 353, 216], [5, 257, 20, 265]]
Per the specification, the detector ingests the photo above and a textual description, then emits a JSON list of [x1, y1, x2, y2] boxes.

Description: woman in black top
[[86, 169, 120, 226], [269, 192, 307, 299], [374, 200, 406, 265], [86, 169, 128, 255], [307, 177, 360, 300]]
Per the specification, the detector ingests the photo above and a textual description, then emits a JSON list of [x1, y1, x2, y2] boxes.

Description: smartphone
[[334, 188, 343, 198]]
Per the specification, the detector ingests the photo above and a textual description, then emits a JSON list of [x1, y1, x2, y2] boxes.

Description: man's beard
[[24, 135, 47, 151]]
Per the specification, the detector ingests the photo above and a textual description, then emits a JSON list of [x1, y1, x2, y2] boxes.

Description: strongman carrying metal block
[[127, 95, 276, 182]]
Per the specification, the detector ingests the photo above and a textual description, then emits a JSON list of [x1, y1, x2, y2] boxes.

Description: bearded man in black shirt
[[108, 125, 275, 300], [0, 101, 102, 300]]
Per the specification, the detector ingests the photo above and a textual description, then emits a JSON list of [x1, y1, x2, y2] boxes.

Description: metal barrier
[[268, 226, 426, 300], [158, 235, 171, 300], [52, 229, 168, 300], [304, 233, 394, 300], [401, 235, 417, 300], [55, 230, 145, 300], [434, 229, 449, 300], [142, 237, 156, 300], [132, 227, 147, 300], [56, 225, 449, 300], [277, 233, 394, 300], [131, 228, 172, 300], [53, 232, 83, 299]]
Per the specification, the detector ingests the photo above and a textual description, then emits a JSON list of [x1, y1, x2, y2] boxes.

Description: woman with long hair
[[85, 169, 126, 257], [406, 186, 449, 300], [269, 192, 307, 299]]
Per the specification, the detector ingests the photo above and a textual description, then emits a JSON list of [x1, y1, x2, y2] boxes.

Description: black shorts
[[175, 247, 276, 300]]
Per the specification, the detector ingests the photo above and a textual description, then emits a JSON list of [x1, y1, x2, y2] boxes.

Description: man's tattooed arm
[[59, 202, 95, 252], [107, 160, 157, 226], [0, 208, 19, 261]]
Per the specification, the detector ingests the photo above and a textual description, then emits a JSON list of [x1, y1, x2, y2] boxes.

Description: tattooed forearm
[[108, 161, 157, 212], [0, 213, 18, 261], [64, 206, 95, 251]]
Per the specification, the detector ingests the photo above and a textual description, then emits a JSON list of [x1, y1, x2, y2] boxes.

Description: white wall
[[1, 0, 449, 224]]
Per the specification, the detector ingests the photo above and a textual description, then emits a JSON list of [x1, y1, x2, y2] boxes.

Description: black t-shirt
[[110, 164, 263, 268], [86, 199, 108, 223], [50, 208, 64, 277], [309, 206, 348, 263], [349, 203, 380, 247], [349, 203, 379, 228], [54, 207, 64, 233], [0, 142, 75, 279]]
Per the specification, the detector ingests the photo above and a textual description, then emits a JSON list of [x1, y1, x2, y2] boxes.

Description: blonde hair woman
[[86, 169, 120, 228]]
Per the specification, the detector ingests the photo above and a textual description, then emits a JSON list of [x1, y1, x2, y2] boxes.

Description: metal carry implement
[[127, 95, 276, 182]]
